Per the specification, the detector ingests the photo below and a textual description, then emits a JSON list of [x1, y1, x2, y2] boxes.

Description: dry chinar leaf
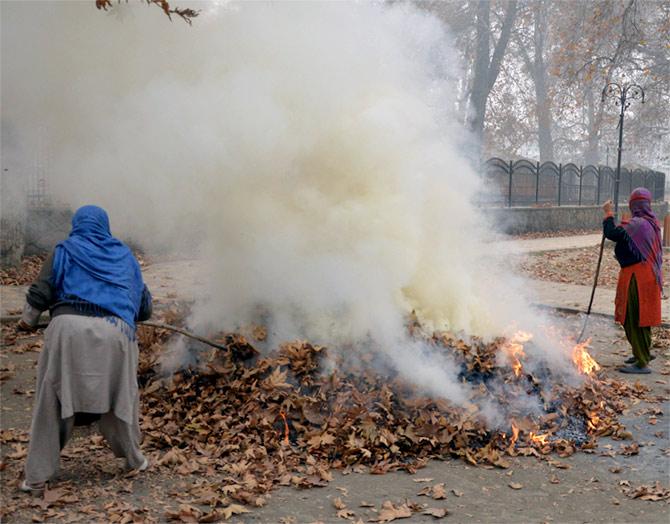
[[370, 501, 413, 522], [621, 482, 670, 501], [423, 507, 448, 518]]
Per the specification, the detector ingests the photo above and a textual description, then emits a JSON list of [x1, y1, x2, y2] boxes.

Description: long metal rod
[[613, 96, 625, 215], [578, 87, 628, 342]]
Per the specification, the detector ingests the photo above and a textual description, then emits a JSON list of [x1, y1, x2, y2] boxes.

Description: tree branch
[[95, 0, 199, 25], [487, 0, 518, 94]]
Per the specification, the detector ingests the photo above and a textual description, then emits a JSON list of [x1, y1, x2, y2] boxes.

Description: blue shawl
[[51, 205, 144, 328]]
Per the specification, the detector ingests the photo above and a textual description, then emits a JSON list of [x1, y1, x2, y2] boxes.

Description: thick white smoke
[[2, 1, 578, 408]]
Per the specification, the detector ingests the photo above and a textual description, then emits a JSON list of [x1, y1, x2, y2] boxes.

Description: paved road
[[528, 278, 670, 323], [498, 233, 603, 254]]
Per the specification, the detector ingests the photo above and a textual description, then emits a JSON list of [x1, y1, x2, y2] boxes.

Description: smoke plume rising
[[2, 1, 579, 410]]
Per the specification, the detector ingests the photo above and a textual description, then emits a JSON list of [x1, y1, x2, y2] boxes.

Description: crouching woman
[[18, 205, 152, 492], [602, 188, 663, 374]]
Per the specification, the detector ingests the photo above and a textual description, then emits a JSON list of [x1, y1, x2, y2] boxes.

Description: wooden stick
[[0, 315, 229, 352], [139, 321, 229, 351], [577, 233, 606, 343]]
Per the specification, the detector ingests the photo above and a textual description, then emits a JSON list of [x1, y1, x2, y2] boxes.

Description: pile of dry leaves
[[0, 255, 45, 286], [134, 322, 647, 514]]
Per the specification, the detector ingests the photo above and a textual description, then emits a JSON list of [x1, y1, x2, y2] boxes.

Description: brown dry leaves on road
[[0, 255, 45, 286], [518, 245, 670, 289], [619, 480, 670, 501]]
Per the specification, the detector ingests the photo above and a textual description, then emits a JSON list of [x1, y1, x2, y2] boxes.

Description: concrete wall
[[4, 202, 668, 266], [0, 216, 25, 267], [493, 202, 669, 234], [24, 207, 73, 256]]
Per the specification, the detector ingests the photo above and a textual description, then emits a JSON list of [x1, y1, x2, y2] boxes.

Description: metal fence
[[482, 158, 666, 207]]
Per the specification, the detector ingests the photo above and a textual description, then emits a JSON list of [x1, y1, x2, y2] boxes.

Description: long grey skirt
[[24, 314, 145, 485]]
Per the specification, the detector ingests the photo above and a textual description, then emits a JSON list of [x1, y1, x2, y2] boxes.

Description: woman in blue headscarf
[[18, 206, 153, 492]]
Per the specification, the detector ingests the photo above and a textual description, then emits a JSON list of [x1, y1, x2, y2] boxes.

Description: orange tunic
[[614, 261, 662, 327]]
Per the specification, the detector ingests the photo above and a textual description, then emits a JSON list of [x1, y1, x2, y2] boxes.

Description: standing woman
[[18, 205, 152, 492], [603, 188, 663, 374]]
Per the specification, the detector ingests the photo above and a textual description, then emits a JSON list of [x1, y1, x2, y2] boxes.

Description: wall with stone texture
[[0, 216, 25, 267], [3, 202, 669, 266], [23, 207, 73, 256], [492, 203, 668, 234]]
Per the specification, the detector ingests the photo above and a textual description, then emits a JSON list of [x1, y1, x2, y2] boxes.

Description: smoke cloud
[[2, 1, 579, 411]]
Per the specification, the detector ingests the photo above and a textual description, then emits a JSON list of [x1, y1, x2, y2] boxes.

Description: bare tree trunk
[[515, 0, 553, 161], [533, 0, 554, 162], [468, 1, 491, 147], [584, 87, 600, 165], [467, 0, 518, 158]]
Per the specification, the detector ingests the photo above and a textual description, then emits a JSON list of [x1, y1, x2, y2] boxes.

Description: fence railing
[[481, 158, 666, 207]]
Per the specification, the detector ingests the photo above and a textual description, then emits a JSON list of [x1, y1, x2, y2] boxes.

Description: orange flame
[[509, 421, 519, 447], [529, 432, 549, 446], [586, 402, 603, 431], [503, 331, 532, 377], [571, 339, 600, 375], [279, 410, 290, 445], [587, 412, 600, 431]]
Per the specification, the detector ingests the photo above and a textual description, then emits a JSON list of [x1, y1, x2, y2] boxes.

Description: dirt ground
[[1, 310, 669, 524]]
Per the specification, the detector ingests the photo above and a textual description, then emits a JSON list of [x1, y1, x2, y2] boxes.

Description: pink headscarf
[[622, 188, 663, 288]]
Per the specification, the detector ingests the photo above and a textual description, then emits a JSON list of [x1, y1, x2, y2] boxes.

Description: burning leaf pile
[[136, 322, 645, 509]]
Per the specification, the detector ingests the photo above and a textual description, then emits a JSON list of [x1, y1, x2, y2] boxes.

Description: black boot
[[618, 365, 651, 374], [625, 355, 655, 365]]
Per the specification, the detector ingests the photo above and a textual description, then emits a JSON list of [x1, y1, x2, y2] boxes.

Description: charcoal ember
[[544, 399, 562, 413], [457, 368, 494, 385], [137, 369, 156, 388], [554, 417, 589, 446], [530, 365, 553, 382]]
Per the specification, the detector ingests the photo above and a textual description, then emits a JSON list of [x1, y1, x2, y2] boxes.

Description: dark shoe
[[625, 355, 655, 364], [618, 365, 651, 374]]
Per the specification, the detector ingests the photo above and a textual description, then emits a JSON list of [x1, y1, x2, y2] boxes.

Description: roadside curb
[[531, 303, 670, 329]]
